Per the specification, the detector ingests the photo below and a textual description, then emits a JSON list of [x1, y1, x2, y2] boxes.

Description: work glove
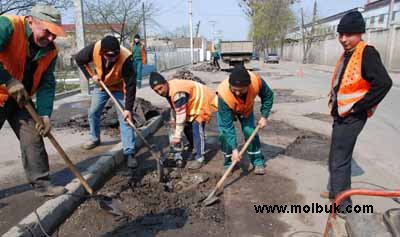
[[231, 149, 242, 163], [90, 75, 101, 86], [35, 116, 52, 137], [122, 110, 132, 122], [6, 78, 29, 106], [258, 117, 268, 129]]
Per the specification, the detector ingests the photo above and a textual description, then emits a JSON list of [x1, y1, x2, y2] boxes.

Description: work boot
[[81, 140, 100, 150], [187, 160, 203, 170], [126, 155, 138, 168], [33, 183, 67, 197], [254, 166, 265, 175]]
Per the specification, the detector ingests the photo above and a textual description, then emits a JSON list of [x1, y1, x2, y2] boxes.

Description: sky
[[63, 0, 368, 41], [147, 0, 367, 40]]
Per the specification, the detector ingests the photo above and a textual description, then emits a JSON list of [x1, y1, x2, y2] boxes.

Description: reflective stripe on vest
[[189, 82, 204, 120], [0, 15, 58, 107], [217, 71, 262, 118], [168, 79, 216, 123], [330, 41, 376, 117]]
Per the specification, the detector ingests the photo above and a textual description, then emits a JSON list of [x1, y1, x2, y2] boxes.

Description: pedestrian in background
[[131, 34, 147, 89]]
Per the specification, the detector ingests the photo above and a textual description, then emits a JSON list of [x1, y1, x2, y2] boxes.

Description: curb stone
[[3, 115, 163, 237]]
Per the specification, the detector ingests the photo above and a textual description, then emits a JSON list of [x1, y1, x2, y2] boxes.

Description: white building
[[286, 0, 400, 40]]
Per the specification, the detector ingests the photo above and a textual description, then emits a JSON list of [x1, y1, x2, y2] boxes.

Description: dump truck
[[219, 40, 253, 70]]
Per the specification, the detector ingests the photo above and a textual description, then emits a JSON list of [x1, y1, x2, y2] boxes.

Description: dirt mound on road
[[52, 97, 161, 135], [192, 63, 219, 72], [171, 69, 207, 85], [58, 169, 226, 236]]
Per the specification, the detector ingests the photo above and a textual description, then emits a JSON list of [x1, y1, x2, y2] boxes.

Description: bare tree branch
[[0, 0, 73, 15], [83, 0, 156, 45]]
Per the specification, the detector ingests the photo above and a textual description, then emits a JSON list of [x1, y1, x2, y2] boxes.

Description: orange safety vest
[[88, 41, 131, 92], [168, 79, 217, 123], [331, 41, 376, 117], [130, 42, 147, 64], [217, 71, 262, 118], [0, 15, 58, 107]]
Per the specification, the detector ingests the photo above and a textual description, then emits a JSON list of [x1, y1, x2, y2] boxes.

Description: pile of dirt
[[57, 169, 225, 236], [171, 70, 206, 85], [192, 63, 219, 72], [53, 97, 161, 134]]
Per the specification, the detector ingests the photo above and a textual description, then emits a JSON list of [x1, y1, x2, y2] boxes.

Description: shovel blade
[[203, 195, 219, 206], [97, 195, 125, 216], [202, 189, 219, 206]]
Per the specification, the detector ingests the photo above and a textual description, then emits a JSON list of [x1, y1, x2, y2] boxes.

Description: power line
[[157, 0, 185, 16]]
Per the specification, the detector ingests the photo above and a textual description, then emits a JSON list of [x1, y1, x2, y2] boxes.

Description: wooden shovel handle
[[98, 80, 161, 158], [24, 103, 94, 195], [214, 125, 261, 191]]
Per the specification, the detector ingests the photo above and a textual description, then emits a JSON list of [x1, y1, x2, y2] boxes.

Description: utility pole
[[385, 0, 395, 69], [209, 20, 216, 43], [300, 7, 306, 64], [74, 0, 89, 95], [142, 2, 147, 47], [189, 0, 194, 65], [195, 21, 201, 38]]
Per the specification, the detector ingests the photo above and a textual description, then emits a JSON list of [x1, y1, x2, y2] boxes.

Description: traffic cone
[[297, 66, 304, 79]]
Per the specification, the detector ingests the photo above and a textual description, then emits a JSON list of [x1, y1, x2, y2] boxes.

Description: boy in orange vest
[[149, 72, 216, 170], [75, 36, 138, 168], [217, 66, 274, 175], [322, 11, 392, 213], [0, 5, 67, 196]]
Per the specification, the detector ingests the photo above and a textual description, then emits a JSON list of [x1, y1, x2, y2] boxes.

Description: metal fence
[[147, 49, 201, 72], [54, 48, 202, 80]]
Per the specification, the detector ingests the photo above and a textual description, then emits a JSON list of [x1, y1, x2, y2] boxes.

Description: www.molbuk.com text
[[254, 203, 373, 214]]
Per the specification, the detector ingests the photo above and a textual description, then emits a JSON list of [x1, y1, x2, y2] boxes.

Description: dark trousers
[[0, 100, 50, 185], [213, 58, 220, 69], [328, 112, 367, 208], [183, 121, 206, 162]]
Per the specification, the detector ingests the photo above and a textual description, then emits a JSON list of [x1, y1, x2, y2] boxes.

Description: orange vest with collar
[[331, 41, 376, 117], [0, 15, 58, 107], [168, 79, 217, 123], [89, 41, 131, 92], [217, 71, 262, 118]]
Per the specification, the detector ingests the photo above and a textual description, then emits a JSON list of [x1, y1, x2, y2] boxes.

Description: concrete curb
[[3, 115, 163, 237]]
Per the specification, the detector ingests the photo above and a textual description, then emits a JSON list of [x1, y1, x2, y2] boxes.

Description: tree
[[0, 0, 72, 15], [300, 0, 321, 64], [84, 0, 157, 45], [239, 0, 296, 55]]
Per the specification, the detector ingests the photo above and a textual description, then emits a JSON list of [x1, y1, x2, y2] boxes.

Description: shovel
[[24, 102, 125, 214], [202, 125, 261, 206], [24, 103, 94, 195], [98, 80, 167, 182]]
